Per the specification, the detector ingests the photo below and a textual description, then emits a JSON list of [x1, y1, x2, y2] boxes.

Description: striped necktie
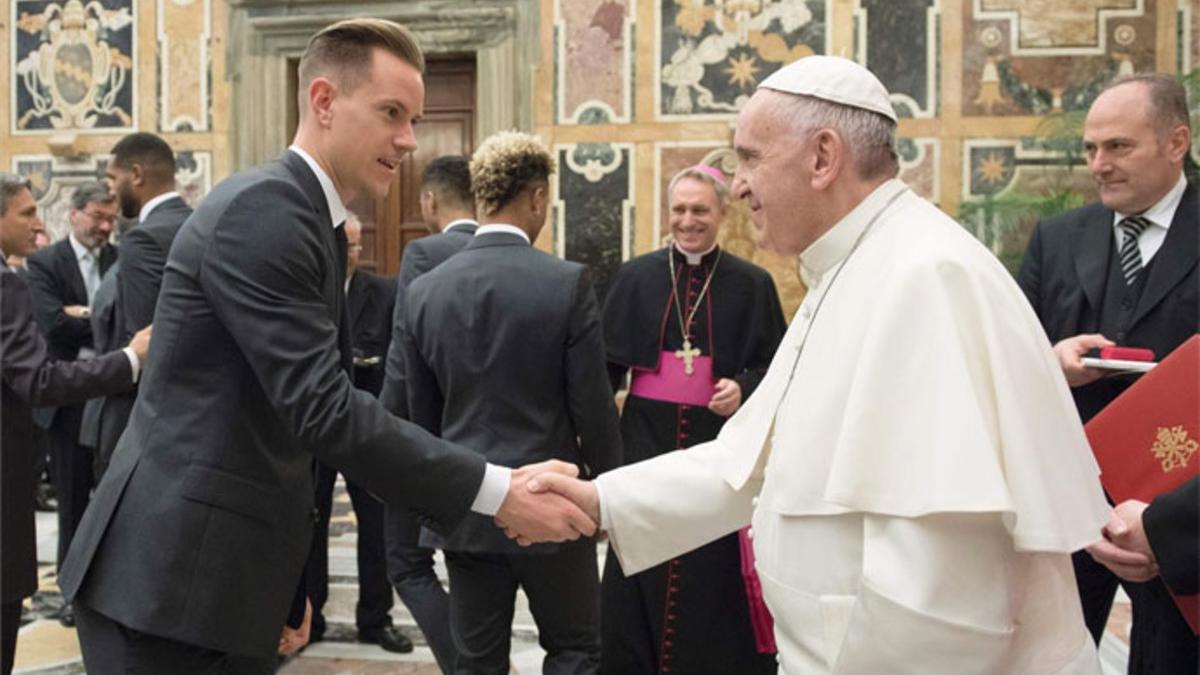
[[1117, 216, 1151, 286]]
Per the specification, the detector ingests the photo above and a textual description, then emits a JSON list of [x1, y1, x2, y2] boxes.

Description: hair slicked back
[[297, 18, 425, 115]]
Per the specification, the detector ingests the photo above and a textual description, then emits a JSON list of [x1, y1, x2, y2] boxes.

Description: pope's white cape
[[599, 180, 1109, 572]]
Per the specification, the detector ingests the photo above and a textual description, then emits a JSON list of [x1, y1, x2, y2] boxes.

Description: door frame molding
[[226, 0, 537, 171]]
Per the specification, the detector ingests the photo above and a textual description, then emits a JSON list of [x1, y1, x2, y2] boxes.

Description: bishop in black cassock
[[601, 167, 786, 675]]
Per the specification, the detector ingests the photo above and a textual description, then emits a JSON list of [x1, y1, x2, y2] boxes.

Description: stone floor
[[13, 479, 1132, 674]]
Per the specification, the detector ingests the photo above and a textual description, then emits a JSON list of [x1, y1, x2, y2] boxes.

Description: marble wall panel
[[960, 138, 1096, 270], [158, 0, 211, 132], [657, 0, 829, 119], [855, 0, 940, 118], [964, 0, 1157, 116], [555, 0, 633, 123], [555, 143, 635, 300], [12, 0, 136, 133], [897, 137, 940, 204]]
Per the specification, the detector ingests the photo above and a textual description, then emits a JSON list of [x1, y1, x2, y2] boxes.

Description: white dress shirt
[[1112, 172, 1186, 264]]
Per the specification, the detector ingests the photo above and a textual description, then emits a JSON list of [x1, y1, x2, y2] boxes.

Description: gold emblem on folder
[[1151, 426, 1198, 473]]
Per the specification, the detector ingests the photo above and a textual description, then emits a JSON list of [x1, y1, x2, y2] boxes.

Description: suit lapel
[[98, 244, 117, 277], [279, 151, 353, 373], [1072, 205, 1112, 314], [347, 273, 369, 326], [1130, 184, 1198, 327], [57, 239, 88, 304]]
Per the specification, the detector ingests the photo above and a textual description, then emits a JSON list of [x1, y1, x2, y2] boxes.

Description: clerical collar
[[288, 145, 347, 229], [443, 219, 478, 233], [475, 223, 530, 243], [800, 178, 907, 281], [138, 191, 180, 223], [673, 242, 718, 266]]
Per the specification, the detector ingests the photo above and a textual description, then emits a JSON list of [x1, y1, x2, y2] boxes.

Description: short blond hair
[[297, 18, 424, 114], [470, 132, 556, 216]]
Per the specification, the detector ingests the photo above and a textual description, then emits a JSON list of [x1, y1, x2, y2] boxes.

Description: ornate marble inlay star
[[725, 52, 761, 89]]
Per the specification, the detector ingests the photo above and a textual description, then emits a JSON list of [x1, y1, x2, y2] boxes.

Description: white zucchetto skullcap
[[758, 55, 897, 122]]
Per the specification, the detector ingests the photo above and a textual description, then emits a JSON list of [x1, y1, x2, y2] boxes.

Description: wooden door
[[369, 57, 476, 276], [286, 56, 477, 276]]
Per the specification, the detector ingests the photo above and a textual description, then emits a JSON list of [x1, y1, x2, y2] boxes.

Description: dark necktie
[[334, 221, 348, 283], [1117, 216, 1151, 286]]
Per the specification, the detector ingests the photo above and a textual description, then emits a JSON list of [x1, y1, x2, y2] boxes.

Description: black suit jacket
[[347, 270, 396, 397], [0, 264, 132, 603], [379, 222, 478, 417], [1017, 183, 1198, 422], [25, 236, 117, 427], [78, 263, 121, 451], [403, 231, 622, 554], [1144, 476, 1199, 596], [58, 151, 486, 657], [81, 197, 193, 465]]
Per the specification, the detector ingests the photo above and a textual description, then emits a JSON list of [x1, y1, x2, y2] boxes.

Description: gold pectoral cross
[[674, 339, 701, 376]]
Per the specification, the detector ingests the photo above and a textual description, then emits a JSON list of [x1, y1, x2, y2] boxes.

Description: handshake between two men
[[495, 460, 601, 546]]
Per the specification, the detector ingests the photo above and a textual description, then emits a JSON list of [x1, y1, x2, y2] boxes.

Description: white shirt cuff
[[470, 463, 511, 516], [596, 479, 612, 531], [122, 347, 141, 383]]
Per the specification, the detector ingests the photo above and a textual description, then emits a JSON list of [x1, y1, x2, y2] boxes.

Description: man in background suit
[[80, 132, 192, 478], [379, 154, 477, 671], [59, 19, 595, 674], [0, 173, 149, 675], [1017, 73, 1198, 674], [24, 181, 118, 611], [402, 131, 622, 674], [306, 214, 412, 653]]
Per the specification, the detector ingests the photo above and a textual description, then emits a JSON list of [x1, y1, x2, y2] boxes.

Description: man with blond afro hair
[[400, 131, 623, 674]]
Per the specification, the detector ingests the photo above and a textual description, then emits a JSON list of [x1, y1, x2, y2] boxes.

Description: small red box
[[1098, 346, 1156, 362]]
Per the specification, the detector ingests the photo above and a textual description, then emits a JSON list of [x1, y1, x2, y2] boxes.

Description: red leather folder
[[1085, 335, 1200, 634]]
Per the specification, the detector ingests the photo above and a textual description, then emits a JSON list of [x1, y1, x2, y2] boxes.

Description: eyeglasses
[[82, 209, 117, 224]]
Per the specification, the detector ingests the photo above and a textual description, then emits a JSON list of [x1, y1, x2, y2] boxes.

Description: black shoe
[[34, 484, 57, 512], [358, 625, 413, 654], [57, 603, 75, 627]]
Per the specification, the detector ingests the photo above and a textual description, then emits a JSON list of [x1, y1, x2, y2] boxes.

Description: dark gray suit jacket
[[25, 236, 117, 427], [1, 263, 132, 603], [79, 196, 193, 469], [403, 231, 622, 554], [379, 221, 478, 418], [58, 151, 486, 658], [1017, 183, 1198, 422]]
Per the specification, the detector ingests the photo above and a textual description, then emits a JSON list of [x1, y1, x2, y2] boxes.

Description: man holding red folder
[[1018, 73, 1198, 673]]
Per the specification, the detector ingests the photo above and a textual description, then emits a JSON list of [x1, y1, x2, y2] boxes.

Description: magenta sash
[[628, 351, 715, 407], [739, 527, 778, 654]]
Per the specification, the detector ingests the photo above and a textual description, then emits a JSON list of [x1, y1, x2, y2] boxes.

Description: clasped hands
[[1086, 499, 1158, 582], [494, 460, 602, 546]]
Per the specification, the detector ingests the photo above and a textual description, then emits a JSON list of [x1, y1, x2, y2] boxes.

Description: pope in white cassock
[[515, 56, 1115, 674]]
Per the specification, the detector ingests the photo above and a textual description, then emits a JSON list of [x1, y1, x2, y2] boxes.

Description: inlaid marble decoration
[[655, 142, 805, 318], [13, 151, 210, 242], [960, 138, 1096, 270], [964, 0, 1156, 116], [12, 0, 136, 133], [158, 0, 211, 132], [897, 137, 940, 204], [554, 143, 635, 300], [854, 0, 940, 118], [554, 0, 633, 124], [657, 0, 830, 120]]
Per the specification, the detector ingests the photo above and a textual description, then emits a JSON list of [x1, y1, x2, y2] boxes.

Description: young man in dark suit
[[59, 19, 594, 674], [1017, 73, 1198, 674], [23, 181, 118, 610], [0, 174, 149, 675], [379, 154, 477, 671], [80, 132, 193, 478], [306, 214, 412, 653], [402, 131, 622, 675]]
